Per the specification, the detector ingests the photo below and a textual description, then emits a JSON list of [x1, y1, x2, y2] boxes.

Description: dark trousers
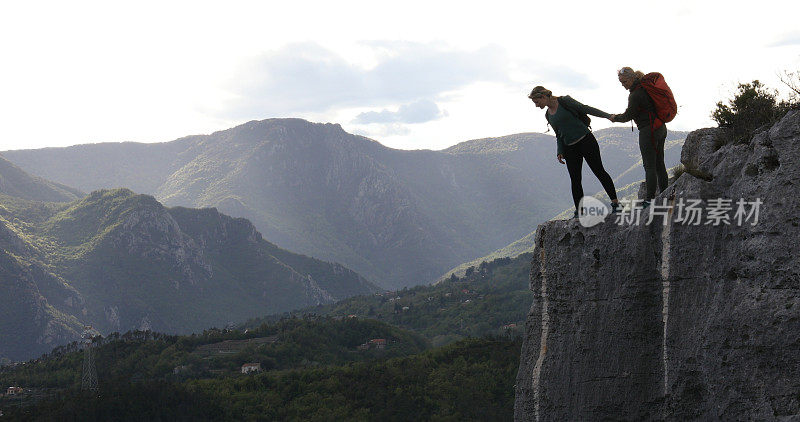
[[639, 124, 669, 199], [564, 132, 618, 211]]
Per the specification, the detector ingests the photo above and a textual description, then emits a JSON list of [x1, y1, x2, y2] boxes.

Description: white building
[[241, 363, 262, 374]]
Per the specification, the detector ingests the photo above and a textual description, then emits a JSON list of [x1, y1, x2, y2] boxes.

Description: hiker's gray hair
[[617, 67, 644, 80]]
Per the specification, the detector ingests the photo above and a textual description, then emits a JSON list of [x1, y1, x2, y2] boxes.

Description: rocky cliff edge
[[515, 111, 800, 420]]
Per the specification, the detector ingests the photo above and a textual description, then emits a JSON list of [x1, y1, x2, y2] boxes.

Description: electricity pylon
[[81, 326, 98, 393]]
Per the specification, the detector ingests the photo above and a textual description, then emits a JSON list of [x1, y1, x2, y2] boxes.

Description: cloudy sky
[[1, 1, 798, 152]]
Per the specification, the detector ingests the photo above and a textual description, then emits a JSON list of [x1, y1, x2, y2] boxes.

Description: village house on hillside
[[357, 338, 387, 350], [6, 386, 23, 396], [241, 363, 262, 374]]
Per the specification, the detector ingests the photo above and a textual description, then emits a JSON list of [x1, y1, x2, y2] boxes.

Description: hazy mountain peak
[[1, 119, 688, 290], [442, 133, 554, 154], [188, 118, 387, 158], [0, 154, 84, 202]]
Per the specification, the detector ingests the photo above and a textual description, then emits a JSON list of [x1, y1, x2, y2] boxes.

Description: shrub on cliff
[[670, 163, 685, 183], [779, 70, 800, 101], [711, 79, 797, 144]]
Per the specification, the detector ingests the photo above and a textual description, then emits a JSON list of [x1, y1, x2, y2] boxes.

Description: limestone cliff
[[515, 111, 800, 420]]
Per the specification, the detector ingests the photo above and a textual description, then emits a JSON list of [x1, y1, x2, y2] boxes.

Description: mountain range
[[2, 119, 687, 289], [0, 183, 376, 361]]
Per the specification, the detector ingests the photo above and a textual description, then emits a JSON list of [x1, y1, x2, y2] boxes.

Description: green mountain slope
[[2, 119, 687, 289], [0, 154, 83, 202], [0, 319, 516, 421], [245, 252, 533, 347], [0, 317, 429, 387], [0, 251, 531, 417], [0, 189, 377, 362]]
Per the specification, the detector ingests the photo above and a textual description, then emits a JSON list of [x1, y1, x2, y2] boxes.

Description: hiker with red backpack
[[610, 67, 678, 208], [528, 85, 620, 218]]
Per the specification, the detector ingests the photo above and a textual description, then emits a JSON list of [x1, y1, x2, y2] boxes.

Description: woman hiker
[[528, 85, 620, 218], [610, 67, 668, 208]]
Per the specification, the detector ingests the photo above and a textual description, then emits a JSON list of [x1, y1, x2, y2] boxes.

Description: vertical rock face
[[0, 250, 83, 360], [515, 111, 800, 421]]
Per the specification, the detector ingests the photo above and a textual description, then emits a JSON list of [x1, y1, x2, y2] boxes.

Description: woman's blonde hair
[[528, 86, 552, 99], [617, 67, 644, 81]]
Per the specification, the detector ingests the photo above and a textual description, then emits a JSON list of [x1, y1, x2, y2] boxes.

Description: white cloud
[[219, 42, 510, 119], [770, 31, 800, 47], [524, 63, 598, 90], [352, 99, 447, 124], [353, 124, 411, 138], [1, 1, 799, 151]]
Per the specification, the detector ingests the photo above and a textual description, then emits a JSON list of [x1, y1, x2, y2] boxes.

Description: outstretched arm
[[563, 96, 612, 119], [612, 89, 647, 122]]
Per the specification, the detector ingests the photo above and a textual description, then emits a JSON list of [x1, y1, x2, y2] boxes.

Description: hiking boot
[[571, 210, 579, 219], [641, 200, 651, 210], [611, 201, 621, 213]]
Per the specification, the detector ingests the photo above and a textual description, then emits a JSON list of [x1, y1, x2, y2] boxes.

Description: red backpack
[[639, 72, 677, 129]]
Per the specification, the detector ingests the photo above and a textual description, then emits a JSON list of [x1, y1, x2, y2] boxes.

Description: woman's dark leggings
[[639, 124, 669, 199], [564, 132, 618, 211]]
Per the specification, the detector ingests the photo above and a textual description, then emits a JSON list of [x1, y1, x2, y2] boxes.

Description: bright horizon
[[1, 1, 798, 152]]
